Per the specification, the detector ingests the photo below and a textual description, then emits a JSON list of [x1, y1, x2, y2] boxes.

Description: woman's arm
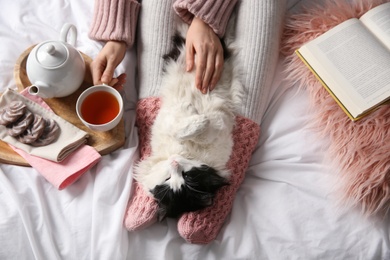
[[173, 0, 238, 37], [89, 0, 140, 87], [173, 0, 238, 93], [89, 0, 140, 46]]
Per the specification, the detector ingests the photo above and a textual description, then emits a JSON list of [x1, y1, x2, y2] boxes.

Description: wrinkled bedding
[[0, 0, 389, 259]]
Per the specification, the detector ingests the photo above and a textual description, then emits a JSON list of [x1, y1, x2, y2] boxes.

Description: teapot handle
[[60, 23, 77, 46]]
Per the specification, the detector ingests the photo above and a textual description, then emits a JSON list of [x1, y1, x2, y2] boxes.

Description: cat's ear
[[157, 205, 168, 222], [202, 196, 213, 207], [207, 174, 229, 192]]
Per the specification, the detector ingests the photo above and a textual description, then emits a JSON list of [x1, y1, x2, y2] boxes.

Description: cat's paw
[[175, 115, 210, 140]]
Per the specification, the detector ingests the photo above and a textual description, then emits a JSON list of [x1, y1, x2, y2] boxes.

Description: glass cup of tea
[[76, 85, 124, 132]]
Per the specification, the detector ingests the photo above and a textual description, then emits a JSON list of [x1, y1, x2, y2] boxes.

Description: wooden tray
[[0, 45, 125, 166]]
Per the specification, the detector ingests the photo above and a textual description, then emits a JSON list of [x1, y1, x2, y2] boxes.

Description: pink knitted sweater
[[89, 0, 237, 46]]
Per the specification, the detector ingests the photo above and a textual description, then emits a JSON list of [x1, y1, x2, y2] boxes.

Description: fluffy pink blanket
[[281, 0, 390, 216]]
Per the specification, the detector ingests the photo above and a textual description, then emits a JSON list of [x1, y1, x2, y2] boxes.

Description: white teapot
[[26, 23, 85, 98]]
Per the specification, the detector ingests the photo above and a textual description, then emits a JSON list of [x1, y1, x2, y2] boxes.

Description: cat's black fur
[[151, 164, 229, 220]]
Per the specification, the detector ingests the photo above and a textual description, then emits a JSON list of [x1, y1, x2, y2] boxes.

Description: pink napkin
[[10, 89, 101, 190]]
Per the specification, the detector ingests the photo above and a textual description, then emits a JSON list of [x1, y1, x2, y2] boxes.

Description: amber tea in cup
[[80, 91, 119, 124], [76, 85, 123, 131]]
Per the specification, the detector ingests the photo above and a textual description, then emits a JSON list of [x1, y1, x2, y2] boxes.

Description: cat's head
[[148, 155, 229, 221]]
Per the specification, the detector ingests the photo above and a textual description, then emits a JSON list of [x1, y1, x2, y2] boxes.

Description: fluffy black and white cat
[[134, 23, 244, 220]]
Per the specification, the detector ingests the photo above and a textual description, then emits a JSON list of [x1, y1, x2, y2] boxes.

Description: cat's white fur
[[134, 22, 244, 194]]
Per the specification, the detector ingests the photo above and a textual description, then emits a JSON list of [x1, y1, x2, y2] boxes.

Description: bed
[[1, 0, 389, 259]]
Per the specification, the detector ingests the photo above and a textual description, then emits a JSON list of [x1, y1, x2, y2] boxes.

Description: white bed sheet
[[0, 0, 389, 259]]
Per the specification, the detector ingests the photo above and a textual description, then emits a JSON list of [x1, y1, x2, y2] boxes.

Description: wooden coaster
[[0, 45, 125, 166]]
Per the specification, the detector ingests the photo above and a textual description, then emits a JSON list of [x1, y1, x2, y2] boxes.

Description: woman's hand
[[90, 41, 127, 90], [186, 17, 224, 94]]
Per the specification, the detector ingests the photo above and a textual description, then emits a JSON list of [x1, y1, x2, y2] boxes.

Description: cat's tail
[[230, 65, 245, 113]]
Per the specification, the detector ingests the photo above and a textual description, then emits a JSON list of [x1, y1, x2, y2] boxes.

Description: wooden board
[[0, 45, 125, 166]]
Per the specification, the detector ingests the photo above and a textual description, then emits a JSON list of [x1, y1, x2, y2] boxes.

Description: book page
[[299, 19, 390, 117], [360, 2, 390, 50]]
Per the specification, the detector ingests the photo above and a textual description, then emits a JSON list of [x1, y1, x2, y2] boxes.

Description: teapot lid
[[35, 41, 68, 68]]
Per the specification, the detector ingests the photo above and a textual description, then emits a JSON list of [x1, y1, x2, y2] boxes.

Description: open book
[[296, 2, 390, 121]]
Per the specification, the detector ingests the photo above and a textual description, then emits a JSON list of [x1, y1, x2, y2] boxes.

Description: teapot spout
[[28, 82, 55, 98]]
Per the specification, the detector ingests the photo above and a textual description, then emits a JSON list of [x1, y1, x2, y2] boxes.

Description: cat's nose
[[170, 160, 179, 168]]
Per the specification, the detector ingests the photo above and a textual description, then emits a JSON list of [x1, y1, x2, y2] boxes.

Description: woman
[[89, 0, 287, 243], [89, 0, 238, 95]]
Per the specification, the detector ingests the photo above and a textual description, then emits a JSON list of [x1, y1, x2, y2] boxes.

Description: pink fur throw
[[281, 0, 390, 216]]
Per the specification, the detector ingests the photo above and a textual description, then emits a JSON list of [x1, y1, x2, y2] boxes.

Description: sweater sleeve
[[89, 0, 140, 47], [173, 0, 238, 37]]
